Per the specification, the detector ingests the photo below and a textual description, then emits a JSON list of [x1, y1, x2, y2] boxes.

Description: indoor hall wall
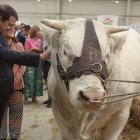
[[0, 0, 57, 25], [129, 1, 140, 25], [60, 0, 127, 25], [0, 0, 140, 26], [60, 0, 140, 25]]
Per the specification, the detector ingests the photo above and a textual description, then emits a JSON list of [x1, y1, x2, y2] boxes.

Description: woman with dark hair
[[0, 4, 51, 128], [0, 26, 26, 140]]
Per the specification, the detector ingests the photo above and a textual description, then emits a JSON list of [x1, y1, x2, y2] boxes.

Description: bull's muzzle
[[78, 89, 105, 109]]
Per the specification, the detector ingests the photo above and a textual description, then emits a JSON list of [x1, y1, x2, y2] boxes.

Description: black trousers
[[42, 60, 51, 83], [0, 87, 13, 128]]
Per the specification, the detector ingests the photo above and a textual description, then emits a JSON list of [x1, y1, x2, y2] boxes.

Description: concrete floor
[[20, 90, 61, 140]]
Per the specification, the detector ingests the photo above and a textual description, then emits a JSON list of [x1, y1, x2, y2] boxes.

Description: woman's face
[[5, 27, 16, 38]]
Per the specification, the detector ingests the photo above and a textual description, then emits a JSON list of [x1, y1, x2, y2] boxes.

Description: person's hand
[[40, 47, 51, 61], [26, 47, 37, 52], [30, 47, 41, 52], [37, 47, 43, 53], [32, 47, 43, 53]]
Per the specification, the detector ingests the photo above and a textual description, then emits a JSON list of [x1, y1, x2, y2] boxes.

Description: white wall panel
[[61, 1, 126, 15], [60, 1, 127, 25], [129, 1, 140, 24], [0, 0, 140, 26], [0, 0, 57, 25]]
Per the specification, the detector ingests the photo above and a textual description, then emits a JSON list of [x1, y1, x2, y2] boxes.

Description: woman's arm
[[0, 43, 51, 66]]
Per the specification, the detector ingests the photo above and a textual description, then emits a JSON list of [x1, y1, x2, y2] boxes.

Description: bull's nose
[[79, 90, 105, 103]]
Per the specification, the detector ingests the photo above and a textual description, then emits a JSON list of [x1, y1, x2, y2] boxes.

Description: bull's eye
[[105, 54, 109, 64], [107, 54, 109, 58], [64, 50, 67, 56]]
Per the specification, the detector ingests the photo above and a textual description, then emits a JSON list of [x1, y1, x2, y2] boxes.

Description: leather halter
[[57, 19, 108, 86]]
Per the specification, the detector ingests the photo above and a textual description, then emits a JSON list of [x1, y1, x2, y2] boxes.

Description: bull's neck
[[106, 55, 123, 94]]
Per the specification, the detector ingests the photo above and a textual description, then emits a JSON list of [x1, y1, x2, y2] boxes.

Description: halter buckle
[[91, 63, 102, 72]]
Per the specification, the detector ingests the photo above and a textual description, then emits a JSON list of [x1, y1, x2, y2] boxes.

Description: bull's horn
[[41, 19, 64, 30], [105, 25, 129, 34]]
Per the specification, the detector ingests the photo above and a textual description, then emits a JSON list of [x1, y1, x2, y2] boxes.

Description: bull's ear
[[109, 31, 127, 52], [41, 19, 64, 30], [105, 25, 129, 34]]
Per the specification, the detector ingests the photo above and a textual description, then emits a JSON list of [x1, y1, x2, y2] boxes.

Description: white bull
[[41, 18, 139, 140]]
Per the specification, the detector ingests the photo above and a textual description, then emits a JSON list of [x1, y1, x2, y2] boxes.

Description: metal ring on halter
[[91, 63, 102, 72]]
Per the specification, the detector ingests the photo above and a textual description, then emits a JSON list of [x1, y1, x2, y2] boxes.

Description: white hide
[[44, 18, 139, 140]]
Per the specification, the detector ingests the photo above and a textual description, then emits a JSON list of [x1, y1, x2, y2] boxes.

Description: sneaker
[[43, 98, 51, 104], [46, 102, 52, 108], [43, 100, 48, 104]]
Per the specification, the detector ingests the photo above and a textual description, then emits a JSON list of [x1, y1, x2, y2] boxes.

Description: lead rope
[[100, 92, 140, 105], [89, 79, 140, 105]]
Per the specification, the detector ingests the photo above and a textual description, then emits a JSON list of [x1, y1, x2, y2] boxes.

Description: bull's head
[[41, 18, 128, 111]]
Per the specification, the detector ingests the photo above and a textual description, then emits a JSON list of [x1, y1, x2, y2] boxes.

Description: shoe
[[43, 100, 48, 104], [43, 98, 51, 104], [10, 138, 17, 140], [46, 102, 52, 108]]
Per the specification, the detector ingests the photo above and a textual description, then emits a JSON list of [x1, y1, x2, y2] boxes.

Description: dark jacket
[[0, 34, 40, 127], [17, 31, 26, 46]]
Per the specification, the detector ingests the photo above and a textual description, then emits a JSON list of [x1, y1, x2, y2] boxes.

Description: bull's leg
[[60, 128, 76, 140], [101, 104, 131, 140], [52, 108, 76, 140]]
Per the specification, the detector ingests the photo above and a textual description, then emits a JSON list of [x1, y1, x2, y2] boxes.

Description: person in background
[[38, 31, 48, 87], [14, 22, 21, 37], [42, 46, 52, 108], [41, 33, 52, 108], [20, 23, 25, 31], [16, 24, 31, 46], [24, 25, 44, 103], [0, 26, 26, 140], [0, 4, 51, 128]]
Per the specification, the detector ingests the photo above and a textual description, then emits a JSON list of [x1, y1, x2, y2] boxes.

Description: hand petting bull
[[41, 18, 139, 140]]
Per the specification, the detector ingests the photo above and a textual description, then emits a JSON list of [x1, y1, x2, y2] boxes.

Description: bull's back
[[119, 29, 140, 89]]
